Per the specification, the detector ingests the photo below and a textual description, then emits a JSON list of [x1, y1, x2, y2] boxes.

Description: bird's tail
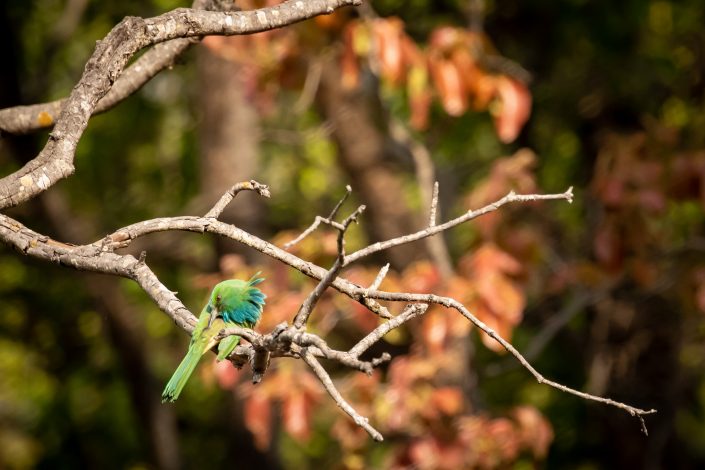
[[162, 346, 203, 403]]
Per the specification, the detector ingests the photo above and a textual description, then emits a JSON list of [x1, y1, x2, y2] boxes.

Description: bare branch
[[278, 329, 390, 373], [293, 204, 366, 328], [328, 184, 353, 220], [301, 349, 384, 442], [0, 175, 648, 439], [205, 180, 270, 218], [368, 263, 390, 292], [293, 256, 344, 328], [283, 185, 352, 250], [0, 37, 199, 135], [0, 214, 196, 333], [351, 287, 657, 433], [0, 0, 219, 135], [429, 181, 440, 227], [349, 303, 428, 358], [0, 0, 362, 210], [345, 187, 574, 265]]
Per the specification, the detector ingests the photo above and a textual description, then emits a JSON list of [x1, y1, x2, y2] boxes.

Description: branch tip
[[565, 186, 574, 203]]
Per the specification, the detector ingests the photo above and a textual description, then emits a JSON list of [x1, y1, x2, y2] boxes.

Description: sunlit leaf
[[491, 76, 532, 143]]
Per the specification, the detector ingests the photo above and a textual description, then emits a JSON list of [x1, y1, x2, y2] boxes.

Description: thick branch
[[0, 0, 362, 210], [0, 36, 199, 135], [0, 214, 196, 333], [0, 0, 215, 135]]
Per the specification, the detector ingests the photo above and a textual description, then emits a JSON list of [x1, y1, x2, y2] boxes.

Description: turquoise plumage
[[161, 274, 266, 402]]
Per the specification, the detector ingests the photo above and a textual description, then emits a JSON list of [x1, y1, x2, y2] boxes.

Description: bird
[[161, 273, 266, 402]]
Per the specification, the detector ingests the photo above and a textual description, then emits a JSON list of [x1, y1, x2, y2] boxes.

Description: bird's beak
[[207, 306, 218, 329]]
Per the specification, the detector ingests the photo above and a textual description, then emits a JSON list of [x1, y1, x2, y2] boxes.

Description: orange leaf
[[492, 76, 532, 143], [282, 391, 312, 442], [421, 311, 448, 355], [473, 301, 514, 352], [430, 387, 464, 416], [512, 406, 554, 458], [429, 55, 468, 116], [373, 18, 406, 85], [341, 24, 361, 89], [477, 273, 525, 326]]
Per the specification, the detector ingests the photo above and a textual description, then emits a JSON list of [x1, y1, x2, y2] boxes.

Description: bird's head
[[208, 273, 266, 325]]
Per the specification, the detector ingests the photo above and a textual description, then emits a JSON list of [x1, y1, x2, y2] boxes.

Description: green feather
[[162, 276, 265, 402], [217, 334, 241, 361]]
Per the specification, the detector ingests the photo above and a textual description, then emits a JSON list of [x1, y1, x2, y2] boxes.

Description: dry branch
[[0, 178, 654, 438], [0, 0, 657, 443], [0, 0, 362, 210]]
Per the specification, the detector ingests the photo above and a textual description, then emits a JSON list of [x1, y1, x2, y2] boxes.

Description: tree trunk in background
[[316, 57, 429, 270], [586, 290, 683, 469], [197, 45, 264, 260], [196, 44, 279, 468]]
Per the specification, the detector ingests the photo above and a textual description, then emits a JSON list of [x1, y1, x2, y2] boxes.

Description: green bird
[[162, 274, 266, 402]]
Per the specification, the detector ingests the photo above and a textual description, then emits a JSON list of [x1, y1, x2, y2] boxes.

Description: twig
[[429, 181, 440, 227], [283, 185, 352, 250], [349, 303, 428, 357], [345, 187, 574, 265], [294, 256, 344, 328], [351, 287, 657, 434], [294, 58, 323, 114], [368, 263, 390, 292], [301, 349, 384, 442], [293, 203, 366, 328], [205, 180, 270, 218], [2, 177, 643, 439], [278, 329, 390, 373]]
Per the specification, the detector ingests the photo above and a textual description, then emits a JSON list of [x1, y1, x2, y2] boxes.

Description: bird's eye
[[216, 295, 221, 303]]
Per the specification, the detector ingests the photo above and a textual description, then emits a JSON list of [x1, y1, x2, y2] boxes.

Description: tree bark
[[197, 44, 265, 259]]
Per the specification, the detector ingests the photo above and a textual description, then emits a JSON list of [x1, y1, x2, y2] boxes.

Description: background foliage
[[1, 0, 704, 468]]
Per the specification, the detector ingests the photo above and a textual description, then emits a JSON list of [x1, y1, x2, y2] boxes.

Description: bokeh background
[[1, 0, 704, 468]]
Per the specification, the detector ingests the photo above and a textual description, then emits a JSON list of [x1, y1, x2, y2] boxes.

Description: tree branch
[[0, 0, 362, 210], [0, 174, 652, 438], [301, 349, 384, 441], [344, 186, 574, 265]]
